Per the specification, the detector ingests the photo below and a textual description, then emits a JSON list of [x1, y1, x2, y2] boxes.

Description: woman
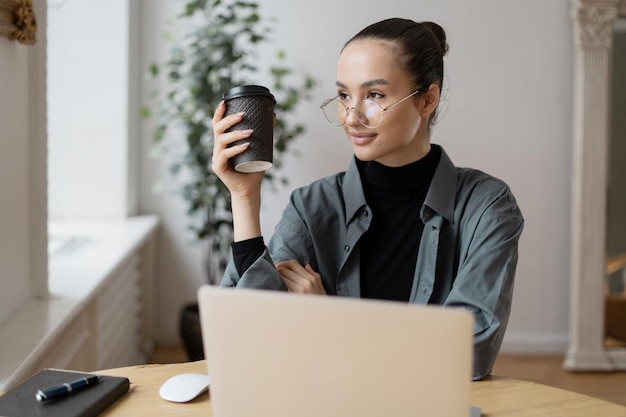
[[211, 17, 524, 380]]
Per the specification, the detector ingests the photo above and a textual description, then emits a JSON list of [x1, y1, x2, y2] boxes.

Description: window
[[47, 0, 137, 221]]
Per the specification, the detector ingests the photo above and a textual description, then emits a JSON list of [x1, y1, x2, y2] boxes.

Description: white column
[[564, 0, 619, 371]]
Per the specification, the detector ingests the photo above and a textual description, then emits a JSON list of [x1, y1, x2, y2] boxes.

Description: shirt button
[[344, 245, 350, 252]]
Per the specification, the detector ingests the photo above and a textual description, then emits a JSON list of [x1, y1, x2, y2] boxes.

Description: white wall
[[138, 0, 207, 346], [139, 0, 574, 352]]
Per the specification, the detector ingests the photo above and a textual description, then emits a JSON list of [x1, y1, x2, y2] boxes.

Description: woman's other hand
[[276, 260, 327, 295]]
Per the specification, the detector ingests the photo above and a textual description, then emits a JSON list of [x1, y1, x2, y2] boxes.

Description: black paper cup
[[223, 85, 276, 173]]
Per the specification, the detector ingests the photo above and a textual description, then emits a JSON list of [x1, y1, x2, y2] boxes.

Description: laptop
[[198, 286, 478, 417]]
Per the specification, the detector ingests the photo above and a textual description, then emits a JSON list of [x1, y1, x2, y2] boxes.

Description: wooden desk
[[98, 360, 626, 416]]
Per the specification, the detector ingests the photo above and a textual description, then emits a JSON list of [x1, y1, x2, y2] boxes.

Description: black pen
[[36, 375, 102, 402]]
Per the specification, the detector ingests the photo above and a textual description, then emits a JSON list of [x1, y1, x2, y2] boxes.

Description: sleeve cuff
[[232, 236, 265, 276]]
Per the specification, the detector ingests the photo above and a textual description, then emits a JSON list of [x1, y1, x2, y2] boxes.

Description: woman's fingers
[[211, 100, 226, 125], [214, 132, 251, 161], [304, 261, 318, 275], [211, 102, 256, 175], [276, 260, 326, 295]]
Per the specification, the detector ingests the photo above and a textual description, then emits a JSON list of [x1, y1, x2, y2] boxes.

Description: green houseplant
[[146, 0, 315, 284]]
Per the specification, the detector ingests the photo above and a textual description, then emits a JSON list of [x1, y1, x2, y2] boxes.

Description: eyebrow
[[335, 79, 390, 89]]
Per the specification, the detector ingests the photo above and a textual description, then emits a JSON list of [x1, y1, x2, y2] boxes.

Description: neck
[[376, 140, 431, 167]]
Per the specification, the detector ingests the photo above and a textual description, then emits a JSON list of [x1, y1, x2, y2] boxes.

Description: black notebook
[[0, 369, 130, 417]]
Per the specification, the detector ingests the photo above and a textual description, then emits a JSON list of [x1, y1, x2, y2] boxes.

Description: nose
[[344, 106, 361, 127]]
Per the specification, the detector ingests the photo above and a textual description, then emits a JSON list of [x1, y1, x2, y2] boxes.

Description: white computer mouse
[[159, 372, 211, 403]]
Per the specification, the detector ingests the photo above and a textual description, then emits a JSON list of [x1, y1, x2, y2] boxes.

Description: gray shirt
[[221, 145, 524, 380]]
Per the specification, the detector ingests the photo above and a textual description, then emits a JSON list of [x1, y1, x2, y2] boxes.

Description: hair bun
[[421, 21, 449, 56]]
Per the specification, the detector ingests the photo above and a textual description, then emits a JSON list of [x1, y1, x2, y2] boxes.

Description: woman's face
[[335, 39, 432, 166]]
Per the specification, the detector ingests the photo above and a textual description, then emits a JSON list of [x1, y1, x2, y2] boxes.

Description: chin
[[350, 143, 377, 160], [352, 149, 377, 162]]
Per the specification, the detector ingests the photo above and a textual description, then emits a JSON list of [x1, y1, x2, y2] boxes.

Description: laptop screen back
[[198, 286, 473, 417]]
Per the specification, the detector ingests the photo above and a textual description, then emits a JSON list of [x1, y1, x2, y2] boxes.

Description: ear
[[418, 84, 440, 118]]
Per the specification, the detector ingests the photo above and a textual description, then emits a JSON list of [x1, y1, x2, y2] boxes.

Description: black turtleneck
[[357, 145, 441, 301]]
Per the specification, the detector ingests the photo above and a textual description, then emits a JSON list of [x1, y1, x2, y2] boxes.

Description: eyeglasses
[[320, 88, 423, 129]]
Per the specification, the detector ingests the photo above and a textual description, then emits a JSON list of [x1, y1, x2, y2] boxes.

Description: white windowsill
[[0, 215, 159, 391]]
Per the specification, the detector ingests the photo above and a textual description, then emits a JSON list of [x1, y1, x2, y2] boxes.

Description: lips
[[348, 131, 377, 146]]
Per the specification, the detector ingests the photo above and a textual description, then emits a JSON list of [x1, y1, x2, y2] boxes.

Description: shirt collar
[[343, 157, 368, 222], [423, 144, 457, 224]]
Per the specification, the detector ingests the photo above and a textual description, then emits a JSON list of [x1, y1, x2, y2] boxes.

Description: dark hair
[[344, 18, 449, 127]]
